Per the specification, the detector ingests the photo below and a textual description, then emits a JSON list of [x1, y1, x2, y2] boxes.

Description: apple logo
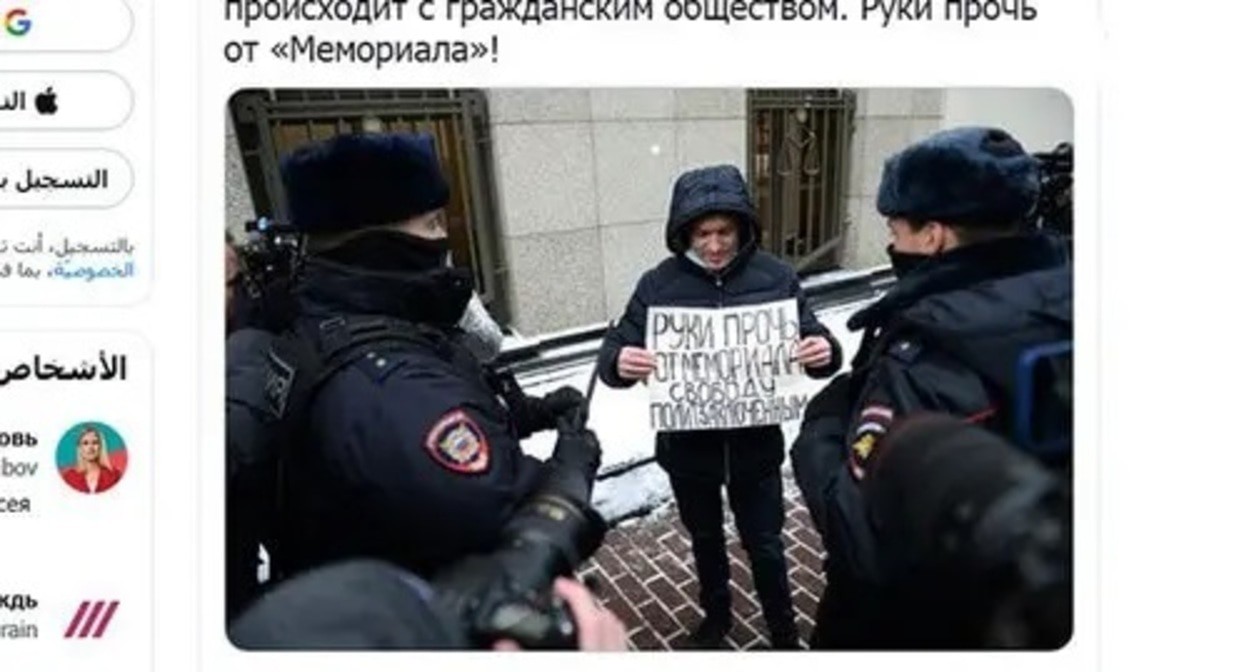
[[34, 87, 57, 115]]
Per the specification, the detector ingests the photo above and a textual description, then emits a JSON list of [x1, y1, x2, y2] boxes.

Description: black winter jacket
[[790, 233, 1072, 587], [597, 165, 841, 482], [231, 258, 547, 585]]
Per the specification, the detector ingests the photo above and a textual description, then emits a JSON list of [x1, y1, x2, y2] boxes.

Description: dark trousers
[[810, 578, 886, 649], [809, 546, 987, 650], [669, 470, 797, 641]]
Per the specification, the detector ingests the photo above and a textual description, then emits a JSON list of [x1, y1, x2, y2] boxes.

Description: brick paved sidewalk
[[576, 472, 827, 651]]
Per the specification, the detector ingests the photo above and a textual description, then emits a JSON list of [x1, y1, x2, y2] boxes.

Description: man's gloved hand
[[507, 384, 585, 438], [539, 386, 585, 424], [542, 414, 602, 506], [551, 413, 601, 476]]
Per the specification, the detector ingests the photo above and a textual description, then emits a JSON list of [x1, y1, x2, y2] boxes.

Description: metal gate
[[229, 89, 507, 314], [747, 89, 856, 274]]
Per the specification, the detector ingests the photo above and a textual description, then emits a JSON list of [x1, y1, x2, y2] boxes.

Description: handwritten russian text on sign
[[646, 299, 809, 431]]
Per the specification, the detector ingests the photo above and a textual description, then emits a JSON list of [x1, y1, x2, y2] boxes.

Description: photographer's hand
[[490, 579, 626, 652], [553, 578, 628, 650], [433, 549, 579, 650], [491, 578, 627, 651]]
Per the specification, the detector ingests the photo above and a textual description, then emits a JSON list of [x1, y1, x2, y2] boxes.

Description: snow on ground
[[513, 295, 883, 522]]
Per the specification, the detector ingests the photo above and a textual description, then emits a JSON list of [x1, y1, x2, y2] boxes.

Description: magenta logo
[[63, 600, 119, 638]]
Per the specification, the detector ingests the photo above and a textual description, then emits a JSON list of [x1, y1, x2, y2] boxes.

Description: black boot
[[767, 630, 802, 650], [688, 610, 732, 649]]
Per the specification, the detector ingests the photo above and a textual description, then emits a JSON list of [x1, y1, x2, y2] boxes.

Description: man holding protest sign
[[597, 164, 842, 649]]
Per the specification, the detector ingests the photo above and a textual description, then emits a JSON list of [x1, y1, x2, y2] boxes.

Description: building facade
[[227, 88, 1071, 335]]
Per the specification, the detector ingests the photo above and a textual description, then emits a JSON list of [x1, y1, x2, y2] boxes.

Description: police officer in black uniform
[[597, 164, 842, 649], [789, 126, 1073, 648], [247, 132, 600, 592]]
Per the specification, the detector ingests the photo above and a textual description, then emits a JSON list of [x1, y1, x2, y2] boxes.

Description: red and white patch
[[860, 405, 894, 424], [424, 410, 490, 474]]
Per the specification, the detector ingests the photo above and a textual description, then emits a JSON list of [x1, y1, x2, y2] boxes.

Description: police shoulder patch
[[424, 409, 491, 475], [849, 404, 894, 481]]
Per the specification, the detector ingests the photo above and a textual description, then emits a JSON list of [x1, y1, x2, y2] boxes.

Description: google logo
[[4, 8, 31, 37]]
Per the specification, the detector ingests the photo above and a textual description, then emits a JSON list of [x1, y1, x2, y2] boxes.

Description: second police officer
[[790, 126, 1073, 648]]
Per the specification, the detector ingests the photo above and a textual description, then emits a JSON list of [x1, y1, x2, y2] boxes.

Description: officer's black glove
[[542, 414, 602, 506], [505, 384, 585, 439], [536, 386, 586, 426]]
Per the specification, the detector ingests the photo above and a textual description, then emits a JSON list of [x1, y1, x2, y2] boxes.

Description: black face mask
[[401, 266, 475, 327], [887, 244, 933, 279], [318, 230, 470, 327], [321, 229, 451, 273]]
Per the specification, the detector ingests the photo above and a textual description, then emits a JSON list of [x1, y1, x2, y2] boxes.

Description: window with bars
[[747, 89, 856, 275], [228, 89, 508, 316]]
